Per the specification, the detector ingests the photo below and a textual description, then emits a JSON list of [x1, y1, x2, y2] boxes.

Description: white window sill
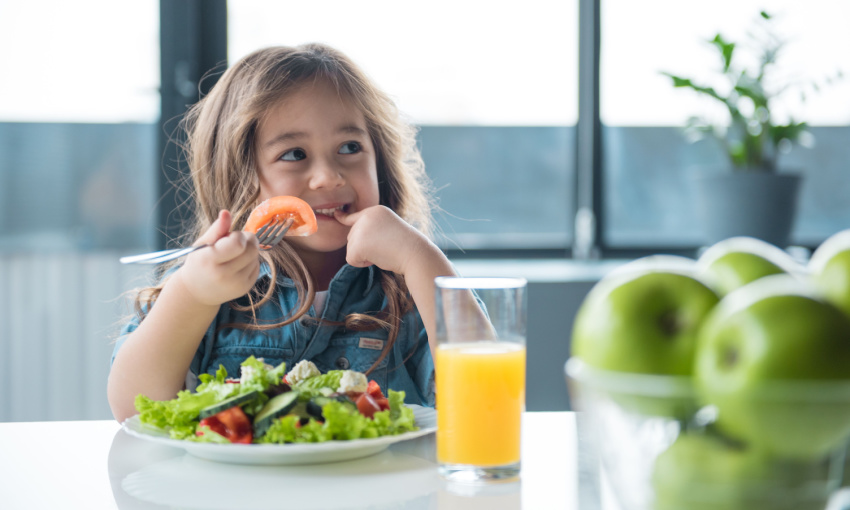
[[450, 258, 629, 283]]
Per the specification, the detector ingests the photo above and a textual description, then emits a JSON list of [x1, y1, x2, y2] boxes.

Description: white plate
[[122, 404, 436, 465]]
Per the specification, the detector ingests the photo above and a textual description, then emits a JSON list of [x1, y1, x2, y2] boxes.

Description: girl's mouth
[[313, 204, 349, 218]]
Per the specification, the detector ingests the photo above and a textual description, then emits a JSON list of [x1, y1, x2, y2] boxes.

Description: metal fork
[[119, 217, 294, 264]]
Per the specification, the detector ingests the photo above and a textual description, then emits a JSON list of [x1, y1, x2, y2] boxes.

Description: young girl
[[107, 43, 456, 423]]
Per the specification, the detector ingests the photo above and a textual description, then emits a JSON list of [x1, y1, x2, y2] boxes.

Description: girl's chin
[[288, 236, 347, 256]]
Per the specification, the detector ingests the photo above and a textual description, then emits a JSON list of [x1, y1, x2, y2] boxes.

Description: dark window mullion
[[158, 0, 227, 249], [574, 0, 603, 260]]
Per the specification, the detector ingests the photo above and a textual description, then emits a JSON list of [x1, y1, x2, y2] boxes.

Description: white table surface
[[0, 412, 615, 510]]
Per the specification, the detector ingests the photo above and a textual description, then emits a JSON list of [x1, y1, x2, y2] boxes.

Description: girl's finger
[[348, 258, 372, 268], [333, 208, 360, 226], [197, 210, 232, 245], [234, 257, 261, 283], [212, 241, 257, 276], [212, 231, 254, 263], [231, 237, 261, 271]]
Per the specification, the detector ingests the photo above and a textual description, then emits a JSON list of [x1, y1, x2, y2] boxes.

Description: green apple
[[652, 432, 830, 510], [809, 229, 850, 318], [695, 274, 850, 460], [572, 256, 720, 416], [574, 256, 719, 375], [697, 236, 801, 297]]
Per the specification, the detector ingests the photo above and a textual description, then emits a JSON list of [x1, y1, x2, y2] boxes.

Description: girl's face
[[254, 79, 380, 256]]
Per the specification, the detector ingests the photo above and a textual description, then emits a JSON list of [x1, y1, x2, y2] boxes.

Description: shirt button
[[335, 357, 350, 370]]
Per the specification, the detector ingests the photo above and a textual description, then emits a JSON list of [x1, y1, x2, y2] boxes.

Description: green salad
[[134, 356, 418, 444]]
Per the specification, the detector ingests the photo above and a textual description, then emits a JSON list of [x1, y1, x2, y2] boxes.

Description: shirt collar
[[258, 261, 273, 280]]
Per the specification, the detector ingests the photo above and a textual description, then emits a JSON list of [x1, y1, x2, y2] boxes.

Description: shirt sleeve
[[405, 312, 436, 407], [109, 302, 201, 391], [111, 313, 141, 367], [110, 265, 180, 368]]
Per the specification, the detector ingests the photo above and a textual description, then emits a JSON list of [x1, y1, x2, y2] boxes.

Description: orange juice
[[436, 341, 526, 466]]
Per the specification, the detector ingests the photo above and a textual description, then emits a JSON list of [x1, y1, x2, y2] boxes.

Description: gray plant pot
[[693, 172, 802, 248]]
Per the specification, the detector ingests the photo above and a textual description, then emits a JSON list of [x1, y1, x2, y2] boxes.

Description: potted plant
[[662, 11, 836, 248]]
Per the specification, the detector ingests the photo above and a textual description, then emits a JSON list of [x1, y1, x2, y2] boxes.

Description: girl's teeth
[[315, 206, 345, 216]]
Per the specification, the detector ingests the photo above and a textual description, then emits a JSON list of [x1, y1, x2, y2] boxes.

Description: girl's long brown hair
[[134, 44, 434, 374]]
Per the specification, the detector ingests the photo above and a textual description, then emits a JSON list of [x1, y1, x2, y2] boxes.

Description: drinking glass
[[434, 276, 527, 483]]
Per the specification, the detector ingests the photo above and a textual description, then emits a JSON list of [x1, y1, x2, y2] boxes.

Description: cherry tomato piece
[[198, 406, 253, 444], [367, 380, 385, 400], [374, 396, 390, 411], [355, 392, 382, 419]]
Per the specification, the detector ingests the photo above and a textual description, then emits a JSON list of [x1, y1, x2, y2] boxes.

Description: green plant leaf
[[660, 72, 726, 103], [770, 122, 809, 147], [728, 141, 747, 167], [661, 9, 834, 172], [734, 83, 768, 108], [710, 34, 735, 71]]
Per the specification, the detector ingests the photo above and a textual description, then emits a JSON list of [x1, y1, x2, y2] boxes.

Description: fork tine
[[268, 218, 293, 245], [256, 218, 283, 246], [254, 220, 275, 240], [260, 218, 294, 250]]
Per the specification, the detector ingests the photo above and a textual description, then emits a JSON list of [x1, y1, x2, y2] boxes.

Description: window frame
[[158, 0, 836, 259], [158, 0, 227, 249]]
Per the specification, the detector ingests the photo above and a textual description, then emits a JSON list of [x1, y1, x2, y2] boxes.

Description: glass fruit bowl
[[565, 357, 850, 510]]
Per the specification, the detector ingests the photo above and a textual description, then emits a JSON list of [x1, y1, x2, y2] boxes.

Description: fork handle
[[119, 244, 210, 265]]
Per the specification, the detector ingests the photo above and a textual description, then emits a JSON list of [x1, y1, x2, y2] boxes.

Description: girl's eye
[[281, 148, 307, 161], [339, 141, 361, 155]]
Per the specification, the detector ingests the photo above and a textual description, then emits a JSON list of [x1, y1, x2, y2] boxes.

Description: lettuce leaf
[[134, 356, 287, 437], [238, 356, 287, 394], [388, 389, 416, 429], [134, 360, 420, 445], [256, 415, 301, 444], [257, 389, 418, 444], [292, 370, 345, 398], [135, 390, 223, 440], [188, 425, 232, 444]]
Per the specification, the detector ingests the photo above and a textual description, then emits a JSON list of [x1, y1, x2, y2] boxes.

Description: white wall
[[0, 253, 151, 422]]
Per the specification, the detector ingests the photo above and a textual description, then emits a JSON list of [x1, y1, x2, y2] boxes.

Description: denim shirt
[[112, 263, 436, 407]]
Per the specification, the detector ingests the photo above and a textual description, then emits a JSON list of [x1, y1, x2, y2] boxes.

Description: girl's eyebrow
[[263, 131, 307, 149], [338, 125, 368, 137], [262, 125, 367, 150]]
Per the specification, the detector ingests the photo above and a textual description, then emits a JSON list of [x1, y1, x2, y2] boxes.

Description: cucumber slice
[[198, 390, 261, 420], [305, 395, 356, 420], [253, 391, 300, 437]]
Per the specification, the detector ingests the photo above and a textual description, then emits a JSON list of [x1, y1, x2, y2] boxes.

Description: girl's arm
[[396, 232, 457, 358], [335, 206, 456, 357], [107, 211, 261, 422]]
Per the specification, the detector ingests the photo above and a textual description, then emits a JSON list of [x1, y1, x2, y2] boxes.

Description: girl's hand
[[336, 205, 455, 360], [177, 210, 261, 306], [335, 205, 434, 276]]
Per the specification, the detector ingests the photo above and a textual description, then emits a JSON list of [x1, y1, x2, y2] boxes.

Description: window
[[228, 0, 579, 252], [0, 0, 160, 422], [600, 0, 850, 249], [0, 1, 160, 252]]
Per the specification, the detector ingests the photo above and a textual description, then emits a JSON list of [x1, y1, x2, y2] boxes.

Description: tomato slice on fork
[[243, 196, 318, 238]]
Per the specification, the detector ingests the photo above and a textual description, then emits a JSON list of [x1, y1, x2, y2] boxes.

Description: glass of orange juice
[[434, 276, 527, 483]]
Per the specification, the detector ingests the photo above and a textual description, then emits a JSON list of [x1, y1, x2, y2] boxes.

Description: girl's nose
[[309, 160, 345, 189]]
